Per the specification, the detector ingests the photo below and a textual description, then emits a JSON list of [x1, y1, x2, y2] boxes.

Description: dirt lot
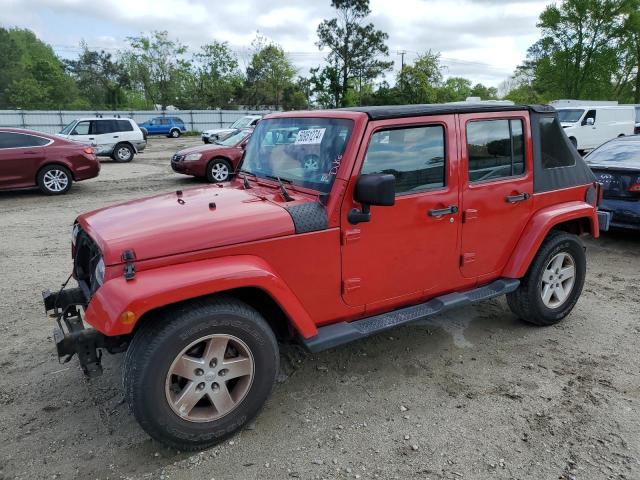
[[0, 136, 639, 480]]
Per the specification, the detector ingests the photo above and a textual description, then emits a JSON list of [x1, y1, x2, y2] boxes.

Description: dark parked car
[[171, 129, 251, 182], [586, 135, 640, 230], [0, 128, 100, 195], [138, 116, 187, 138]]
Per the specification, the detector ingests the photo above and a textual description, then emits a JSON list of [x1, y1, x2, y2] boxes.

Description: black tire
[[507, 231, 586, 326], [206, 158, 232, 183], [37, 164, 72, 195], [123, 297, 279, 450], [169, 129, 181, 138], [112, 143, 134, 162]]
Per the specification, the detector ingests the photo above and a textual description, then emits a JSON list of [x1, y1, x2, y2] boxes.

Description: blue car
[[138, 116, 187, 138], [586, 135, 640, 231]]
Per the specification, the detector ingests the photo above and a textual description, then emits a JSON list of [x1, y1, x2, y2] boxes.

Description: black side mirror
[[348, 173, 395, 224]]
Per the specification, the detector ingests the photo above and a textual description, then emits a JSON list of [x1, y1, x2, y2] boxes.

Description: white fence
[[0, 109, 273, 134]]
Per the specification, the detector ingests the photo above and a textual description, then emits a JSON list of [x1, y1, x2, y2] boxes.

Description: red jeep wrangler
[[44, 104, 608, 450]]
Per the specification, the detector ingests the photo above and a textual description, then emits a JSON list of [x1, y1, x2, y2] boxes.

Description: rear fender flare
[[502, 201, 597, 278], [84, 255, 317, 338]]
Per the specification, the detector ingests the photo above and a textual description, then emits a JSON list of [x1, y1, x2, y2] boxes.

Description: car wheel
[[170, 129, 181, 138], [303, 154, 320, 171], [37, 165, 72, 195], [207, 158, 232, 183], [113, 143, 134, 163], [123, 297, 279, 451], [507, 230, 586, 326]]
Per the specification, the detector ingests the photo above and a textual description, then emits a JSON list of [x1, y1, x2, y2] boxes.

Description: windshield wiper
[[266, 175, 294, 202], [237, 169, 255, 189]]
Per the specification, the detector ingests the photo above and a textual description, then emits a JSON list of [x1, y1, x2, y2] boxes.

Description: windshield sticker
[[295, 128, 326, 145]]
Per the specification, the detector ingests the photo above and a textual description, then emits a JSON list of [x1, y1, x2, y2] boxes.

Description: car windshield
[[557, 109, 584, 123], [241, 117, 354, 193], [60, 121, 76, 135], [586, 139, 640, 167], [216, 129, 249, 146], [231, 117, 256, 129]]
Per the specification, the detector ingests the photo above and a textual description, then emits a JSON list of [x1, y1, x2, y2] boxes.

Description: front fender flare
[[84, 255, 317, 338], [502, 201, 597, 278]]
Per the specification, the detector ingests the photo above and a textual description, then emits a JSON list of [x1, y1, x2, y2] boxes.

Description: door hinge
[[462, 209, 478, 223], [341, 228, 361, 245], [460, 253, 476, 266], [342, 278, 361, 293]]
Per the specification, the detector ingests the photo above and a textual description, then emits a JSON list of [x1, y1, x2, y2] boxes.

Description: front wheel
[[507, 231, 586, 326], [123, 297, 279, 450], [207, 158, 232, 182]]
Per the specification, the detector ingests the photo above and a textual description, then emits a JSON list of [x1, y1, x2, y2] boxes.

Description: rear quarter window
[[0, 132, 50, 148], [540, 117, 576, 169]]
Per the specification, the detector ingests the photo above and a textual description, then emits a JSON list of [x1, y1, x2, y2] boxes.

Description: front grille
[[172, 154, 184, 162], [74, 227, 102, 298]]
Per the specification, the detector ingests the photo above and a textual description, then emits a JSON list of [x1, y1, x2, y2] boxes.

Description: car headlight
[[71, 223, 80, 247], [184, 153, 202, 161], [95, 257, 105, 286]]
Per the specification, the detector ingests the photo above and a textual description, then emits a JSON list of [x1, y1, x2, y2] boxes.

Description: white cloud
[[0, 0, 549, 86]]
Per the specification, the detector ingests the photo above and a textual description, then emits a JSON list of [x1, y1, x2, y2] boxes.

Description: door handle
[[505, 192, 530, 203], [88, 137, 95, 140], [428, 205, 458, 217], [113, 135, 119, 138]]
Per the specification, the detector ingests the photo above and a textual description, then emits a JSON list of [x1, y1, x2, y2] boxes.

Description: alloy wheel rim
[[304, 156, 319, 170], [540, 252, 576, 309], [165, 334, 254, 423], [172, 130, 179, 137], [211, 163, 229, 181], [118, 147, 131, 160], [43, 170, 69, 192]]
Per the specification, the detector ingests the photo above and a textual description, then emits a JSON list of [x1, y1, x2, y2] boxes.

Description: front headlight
[[95, 257, 105, 286], [71, 223, 80, 247], [184, 153, 202, 161]]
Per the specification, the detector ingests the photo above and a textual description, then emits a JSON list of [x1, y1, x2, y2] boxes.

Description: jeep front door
[[458, 113, 533, 279], [341, 117, 461, 307]]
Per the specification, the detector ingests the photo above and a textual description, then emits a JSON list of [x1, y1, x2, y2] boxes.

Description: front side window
[[362, 125, 446, 194], [0, 132, 50, 148], [73, 121, 91, 135], [467, 119, 525, 183], [582, 110, 596, 125], [241, 117, 353, 193]]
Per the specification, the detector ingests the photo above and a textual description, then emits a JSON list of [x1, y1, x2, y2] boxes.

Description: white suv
[[202, 115, 262, 144], [58, 117, 146, 162]]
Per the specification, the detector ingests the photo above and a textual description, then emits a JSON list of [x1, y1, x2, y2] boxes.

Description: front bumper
[[43, 286, 127, 377]]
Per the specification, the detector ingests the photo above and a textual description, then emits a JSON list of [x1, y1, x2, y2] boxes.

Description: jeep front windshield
[[241, 117, 353, 193], [557, 109, 584, 123]]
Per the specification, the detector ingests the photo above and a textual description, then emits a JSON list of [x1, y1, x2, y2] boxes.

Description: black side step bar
[[303, 278, 520, 353]]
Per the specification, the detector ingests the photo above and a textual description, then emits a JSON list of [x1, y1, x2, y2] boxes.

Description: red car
[[45, 104, 604, 450], [0, 128, 100, 195], [171, 129, 252, 182]]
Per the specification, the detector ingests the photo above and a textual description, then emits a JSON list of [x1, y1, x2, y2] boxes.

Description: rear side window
[[466, 119, 525, 182], [172, 117, 185, 125], [94, 120, 115, 134], [540, 116, 576, 169], [0, 132, 50, 148], [362, 125, 446, 194], [116, 120, 133, 132]]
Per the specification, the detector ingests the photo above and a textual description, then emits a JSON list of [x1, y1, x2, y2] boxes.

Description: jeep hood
[[78, 185, 295, 265]]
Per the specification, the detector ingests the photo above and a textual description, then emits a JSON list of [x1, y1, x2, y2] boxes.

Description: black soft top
[[341, 103, 555, 120]]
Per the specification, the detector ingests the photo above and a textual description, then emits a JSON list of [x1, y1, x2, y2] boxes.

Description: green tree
[[191, 41, 243, 108], [122, 31, 191, 109], [244, 37, 296, 109], [400, 51, 443, 104], [65, 43, 129, 109], [436, 77, 473, 102], [0, 27, 80, 109], [316, 0, 393, 107]]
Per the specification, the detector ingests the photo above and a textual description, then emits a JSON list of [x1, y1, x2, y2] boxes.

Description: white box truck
[[556, 105, 636, 151]]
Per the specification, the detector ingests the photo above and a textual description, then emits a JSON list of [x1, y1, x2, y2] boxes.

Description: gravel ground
[[0, 136, 639, 480]]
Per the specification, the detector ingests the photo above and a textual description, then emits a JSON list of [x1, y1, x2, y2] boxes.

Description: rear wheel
[[113, 143, 134, 162], [123, 297, 279, 450], [207, 158, 232, 182], [507, 231, 586, 326], [37, 165, 72, 195], [169, 129, 181, 138]]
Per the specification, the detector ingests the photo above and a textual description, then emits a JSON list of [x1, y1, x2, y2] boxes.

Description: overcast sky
[[0, 0, 550, 87]]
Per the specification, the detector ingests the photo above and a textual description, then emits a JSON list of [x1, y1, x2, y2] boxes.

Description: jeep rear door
[[458, 112, 533, 279], [341, 115, 462, 308]]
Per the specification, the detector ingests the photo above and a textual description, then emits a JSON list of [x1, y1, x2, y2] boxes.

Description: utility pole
[[397, 50, 407, 91]]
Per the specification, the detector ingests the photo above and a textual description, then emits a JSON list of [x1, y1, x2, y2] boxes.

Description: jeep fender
[[84, 255, 317, 338], [502, 201, 598, 278]]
